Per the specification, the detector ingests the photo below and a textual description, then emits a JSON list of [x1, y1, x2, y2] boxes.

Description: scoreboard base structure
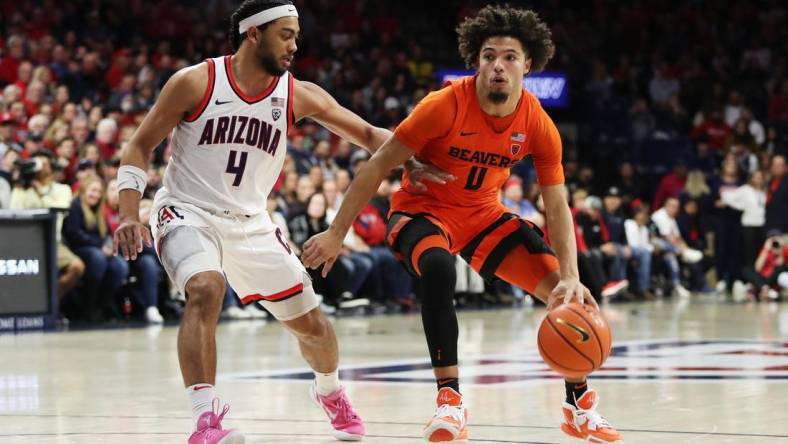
[[0, 209, 58, 332]]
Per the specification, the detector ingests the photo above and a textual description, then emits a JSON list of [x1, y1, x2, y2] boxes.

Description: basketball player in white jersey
[[114, 1, 450, 443]]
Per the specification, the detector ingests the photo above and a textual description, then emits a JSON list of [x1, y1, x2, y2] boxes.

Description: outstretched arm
[[292, 79, 454, 188], [541, 184, 598, 309], [301, 136, 415, 275], [293, 79, 391, 153]]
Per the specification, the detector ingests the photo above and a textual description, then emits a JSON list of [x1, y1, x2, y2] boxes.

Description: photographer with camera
[[742, 230, 788, 301], [9, 149, 85, 302]]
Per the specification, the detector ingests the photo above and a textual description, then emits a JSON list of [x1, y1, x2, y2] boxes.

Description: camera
[[772, 240, 782, 249], [13, 158, 43, 189]]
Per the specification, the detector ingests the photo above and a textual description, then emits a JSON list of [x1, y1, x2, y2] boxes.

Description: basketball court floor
[[1, 298, 787, 443]]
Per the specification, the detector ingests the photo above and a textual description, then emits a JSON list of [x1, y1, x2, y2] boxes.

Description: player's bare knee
[[185, 271, 225, 314], [284, 308, 330, 342]]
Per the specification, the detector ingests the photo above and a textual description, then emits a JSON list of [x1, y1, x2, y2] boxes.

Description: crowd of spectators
[[1, 0, 787, 325]]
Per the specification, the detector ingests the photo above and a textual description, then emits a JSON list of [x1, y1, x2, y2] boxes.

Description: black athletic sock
[[437, 377, 460, 394], [565, 380, 588, 406]]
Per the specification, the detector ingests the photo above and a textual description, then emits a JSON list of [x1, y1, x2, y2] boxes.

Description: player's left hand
[[302, 227, 345, 277], [547, 278, 599, 311], [404, 157, 456, 192]]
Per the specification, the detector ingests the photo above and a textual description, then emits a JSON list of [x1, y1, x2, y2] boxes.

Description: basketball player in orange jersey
[[303, 5, 622, 443], [113, 1, 446, 443]]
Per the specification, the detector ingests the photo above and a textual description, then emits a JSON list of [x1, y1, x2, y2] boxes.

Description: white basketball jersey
[[162, 55, 292, 216]]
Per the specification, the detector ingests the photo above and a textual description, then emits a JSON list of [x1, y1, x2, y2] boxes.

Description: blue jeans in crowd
[[338, 252, 374, 296], [365, 246, 412, 302], [652, 238, 680, 285], [629, 246, 653, 292], [74, 246, 129, 317], [130, 251, 162, 309], [608, 243, 628, 281]]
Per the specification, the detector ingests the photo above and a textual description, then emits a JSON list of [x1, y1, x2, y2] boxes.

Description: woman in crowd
[[62, 176, 128, 322], [677, 197, 712, 291], [721, 169, 767, 269], [712, 154, 744, 293]]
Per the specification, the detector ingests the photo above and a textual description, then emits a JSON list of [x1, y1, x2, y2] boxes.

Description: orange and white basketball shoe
[[423, 387, 468, 442], [561, 390, 623, 443]]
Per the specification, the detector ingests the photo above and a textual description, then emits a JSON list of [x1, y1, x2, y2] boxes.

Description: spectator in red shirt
[[652, 160, 688, 211], [70, 117, 90, 148], [23, 80, 44, 116], [571, 190, 628, 299], [0, 35, 24, 84], [768, 80, 788, 127], [353, 198, 413, 306], [8, 100, 28, 129], [766, 155, 788, 234], [13, 60, 33, 98], [104, 49, 132, 90], [53, 136, 77, 183], [691, 107, 732, 150]]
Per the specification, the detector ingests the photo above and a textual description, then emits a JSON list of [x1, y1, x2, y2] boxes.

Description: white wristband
[[117, 165, 148, 196]]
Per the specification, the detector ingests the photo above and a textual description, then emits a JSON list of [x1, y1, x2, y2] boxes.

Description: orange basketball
[[537, 303, 612, 379]]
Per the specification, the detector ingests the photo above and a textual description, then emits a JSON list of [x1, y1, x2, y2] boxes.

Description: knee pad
[[418, 248, 457, 288], [158, 226, 222, 294]]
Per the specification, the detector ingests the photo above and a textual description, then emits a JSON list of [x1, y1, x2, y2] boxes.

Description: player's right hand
[[547, 278, 599, 311], [302, 227, 344, 277], [114, 219, 152, 261], [404, 158, 456, 192]]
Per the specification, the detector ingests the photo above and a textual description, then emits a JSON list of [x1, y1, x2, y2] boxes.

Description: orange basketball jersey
[[392, 75, 564, 228]]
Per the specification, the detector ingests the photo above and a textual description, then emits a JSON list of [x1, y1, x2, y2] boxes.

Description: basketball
[[537, 303, 612, 379]]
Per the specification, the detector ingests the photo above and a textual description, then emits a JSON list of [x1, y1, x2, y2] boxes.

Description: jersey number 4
[[226, 150, 248, 186], [464, 166, 488, 191]]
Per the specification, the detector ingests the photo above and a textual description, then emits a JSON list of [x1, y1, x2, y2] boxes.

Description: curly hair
[[456, 4, 555, 72], [228, 0, 293, 51]]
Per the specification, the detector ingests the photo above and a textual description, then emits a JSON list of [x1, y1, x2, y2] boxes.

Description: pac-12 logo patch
[[511, 144, 521, 156], [272, 109, 282, 121]]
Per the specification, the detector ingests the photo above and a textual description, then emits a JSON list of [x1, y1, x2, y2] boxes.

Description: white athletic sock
[[314, 370, 341, 396], [187, 383, 215, 431]]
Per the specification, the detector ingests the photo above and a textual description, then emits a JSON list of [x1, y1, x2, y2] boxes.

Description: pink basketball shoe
[[310, 383, 365, 441], [187, 399, 245, 444]]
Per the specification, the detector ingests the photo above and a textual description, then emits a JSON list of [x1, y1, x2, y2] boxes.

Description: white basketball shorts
[[150, 190, 317, 321]]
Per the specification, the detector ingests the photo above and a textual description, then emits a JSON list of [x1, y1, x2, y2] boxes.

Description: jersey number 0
[[464, 166, 488, 191]]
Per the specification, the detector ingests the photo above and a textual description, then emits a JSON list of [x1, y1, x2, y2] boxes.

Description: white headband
[[238, 5, 298, 33]]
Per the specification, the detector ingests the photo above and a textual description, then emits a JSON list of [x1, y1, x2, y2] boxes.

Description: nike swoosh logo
[[459, 131, 477, 136], [288, 8, 295, 12], [193, 385, 212, 391], [215, 99, 232, 105], [556, 318, 590, 343]]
